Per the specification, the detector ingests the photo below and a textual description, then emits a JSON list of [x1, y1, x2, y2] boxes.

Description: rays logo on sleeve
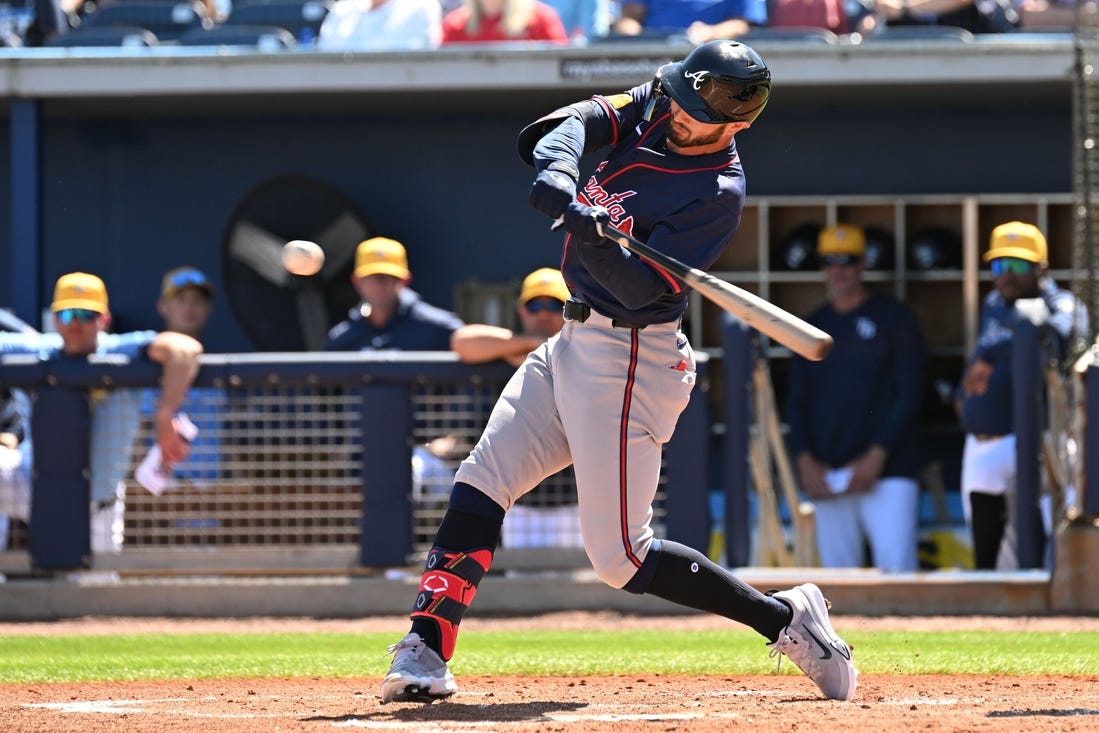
[[856, 317, 877, 340]]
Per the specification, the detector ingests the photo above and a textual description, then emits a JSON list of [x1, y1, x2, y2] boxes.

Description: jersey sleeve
[[100, 330, 158, 360], [590, 83, 654, 148]]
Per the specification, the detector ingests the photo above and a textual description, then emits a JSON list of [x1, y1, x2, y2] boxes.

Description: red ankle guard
[[410, 547, 493, 660]]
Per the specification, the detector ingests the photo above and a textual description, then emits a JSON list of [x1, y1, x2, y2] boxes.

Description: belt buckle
[[563, 298, 590, 323]]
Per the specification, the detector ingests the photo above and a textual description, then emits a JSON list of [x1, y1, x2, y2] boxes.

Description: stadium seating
[[865, 25, 976, 42], [178, 24, 297, 48], [81, 0, 213, 41], [44, 25, 160, 46], [738, 27, 840, 44], [223, 0, 332, 41]]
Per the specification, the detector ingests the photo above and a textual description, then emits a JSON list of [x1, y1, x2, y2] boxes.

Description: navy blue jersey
[[787, 290, 928, 478], [557, 83, 746, 325], [325, 288, 464, 351], [960, 276, 1086, 436]]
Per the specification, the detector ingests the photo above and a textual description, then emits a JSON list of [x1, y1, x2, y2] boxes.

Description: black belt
[[563, 298, 646, 330]]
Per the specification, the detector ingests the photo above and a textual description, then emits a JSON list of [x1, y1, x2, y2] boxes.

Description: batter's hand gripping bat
[[596, 223, 833, 361]]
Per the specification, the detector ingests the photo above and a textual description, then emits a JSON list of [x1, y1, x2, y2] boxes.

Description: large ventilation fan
[[222, 176, 371, 351]]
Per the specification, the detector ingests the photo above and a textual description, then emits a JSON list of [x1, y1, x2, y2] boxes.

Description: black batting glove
[[562, 202, 611, 244], [529, 167, 578, 220]]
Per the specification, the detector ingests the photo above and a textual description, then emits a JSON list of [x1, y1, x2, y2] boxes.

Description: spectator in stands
[[449, 267, 581, 547], [787, 224, 928, 572], [325, 237, 464, 351], [957, 222, 1087, 570], [317, 0, 442, 49], [441, 0, 569, 44], [877, 0, 1018, 33], [541, 0, 612, 39], [1, 0, 68, 47], [765, 0, 879, 36], [0, 273, 203, 553], [1016, 0, 1099, 30], [612, 0, 765, 42]]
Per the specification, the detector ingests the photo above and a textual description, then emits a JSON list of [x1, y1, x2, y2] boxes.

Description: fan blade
[[229, 221, 292, 286], [296, 286, 331, 351], [311, 212, 367, 273]]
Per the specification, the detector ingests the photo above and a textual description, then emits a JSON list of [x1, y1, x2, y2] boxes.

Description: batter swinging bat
[[597, 224, 833, 361]]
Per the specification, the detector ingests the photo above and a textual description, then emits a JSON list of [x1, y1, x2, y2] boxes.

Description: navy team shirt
[[544, 82, 746, 326], [959, 276, 1086, 437], [325, 288, 464, 351], [786, 291, 928, 479]]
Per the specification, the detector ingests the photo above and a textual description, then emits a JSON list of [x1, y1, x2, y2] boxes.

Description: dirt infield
[[2, 614, 1099, 732]]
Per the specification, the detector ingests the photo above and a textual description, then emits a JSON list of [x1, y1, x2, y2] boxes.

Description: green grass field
[[0, 629, 1096, 684]]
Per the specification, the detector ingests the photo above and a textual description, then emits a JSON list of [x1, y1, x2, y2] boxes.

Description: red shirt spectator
[[442, 0, 569, 43]]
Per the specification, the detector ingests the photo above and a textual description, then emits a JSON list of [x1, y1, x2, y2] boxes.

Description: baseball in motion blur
[[282, 240, 324, 276]]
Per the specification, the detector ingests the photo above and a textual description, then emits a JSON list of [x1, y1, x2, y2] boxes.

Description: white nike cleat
[[768, 583, 858, 701], [379, 633, 458, 704]]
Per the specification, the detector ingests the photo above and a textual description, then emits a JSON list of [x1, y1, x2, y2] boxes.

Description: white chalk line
[[32, 689, 1099, 728]]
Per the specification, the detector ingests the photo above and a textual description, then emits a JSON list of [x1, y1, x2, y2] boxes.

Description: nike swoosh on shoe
[[801, 625, 833, 660]]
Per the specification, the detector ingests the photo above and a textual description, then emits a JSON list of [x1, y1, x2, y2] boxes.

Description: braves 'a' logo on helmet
[[684, 70, 709, 91]]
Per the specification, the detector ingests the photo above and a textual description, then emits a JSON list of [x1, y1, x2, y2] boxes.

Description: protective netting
[[1073, 23, 1099, 347]]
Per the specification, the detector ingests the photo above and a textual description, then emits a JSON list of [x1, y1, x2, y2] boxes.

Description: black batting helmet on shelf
[[773, 223, 821, 271], [863, 226, 896, 270], [908, 227, 962, 270], [653, 40, 772, 125]]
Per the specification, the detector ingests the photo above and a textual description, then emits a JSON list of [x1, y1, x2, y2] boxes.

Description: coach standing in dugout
[[787, 223, 928, 573], [379, 40, 858, 706], [957, 222, 1087, 570]]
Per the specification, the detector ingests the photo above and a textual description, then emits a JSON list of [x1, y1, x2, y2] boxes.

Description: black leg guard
[[628, 540, 792, 642]]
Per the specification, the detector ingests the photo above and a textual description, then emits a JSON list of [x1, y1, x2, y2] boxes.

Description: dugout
[[0, 37, 1089, 575]]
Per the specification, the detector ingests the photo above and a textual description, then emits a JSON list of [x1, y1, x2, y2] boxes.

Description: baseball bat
[[749, 431, 792, 567], [753, 357, 818, 567], [597, 224, 833, 361]]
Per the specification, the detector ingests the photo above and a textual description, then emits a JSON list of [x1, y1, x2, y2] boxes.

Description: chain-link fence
[[1, 355, 679, 573]]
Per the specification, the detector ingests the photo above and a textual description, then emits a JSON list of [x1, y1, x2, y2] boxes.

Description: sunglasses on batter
[[990, 257, 1036, 276], [56, 308, 100, 325], [524, 297, 564, 314]]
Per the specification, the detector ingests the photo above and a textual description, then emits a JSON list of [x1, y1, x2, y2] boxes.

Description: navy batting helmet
[[654, 40, 771, 125], [909, 227, 962, 270], [863, 227, 896, 270], [773, 223, 821, 271]]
